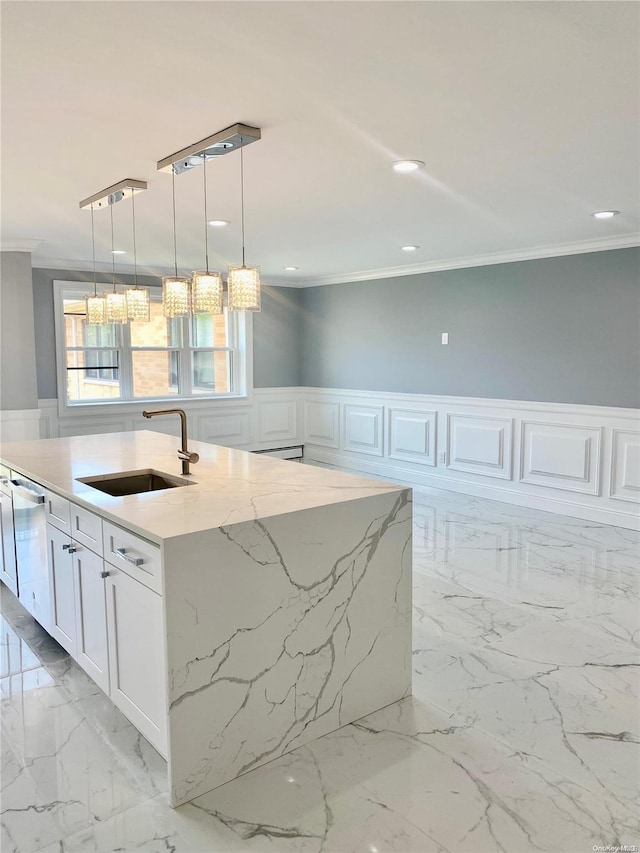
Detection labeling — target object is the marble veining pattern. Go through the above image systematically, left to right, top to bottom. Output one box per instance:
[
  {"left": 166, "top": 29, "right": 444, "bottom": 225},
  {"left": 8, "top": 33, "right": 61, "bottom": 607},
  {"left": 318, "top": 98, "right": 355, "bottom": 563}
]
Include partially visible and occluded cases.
[
  {"left": 2, "top": 478, "right": 639, "bottom": 852},
  {"left": 164, "top": 490, "right": 413, "bottom": 804}
]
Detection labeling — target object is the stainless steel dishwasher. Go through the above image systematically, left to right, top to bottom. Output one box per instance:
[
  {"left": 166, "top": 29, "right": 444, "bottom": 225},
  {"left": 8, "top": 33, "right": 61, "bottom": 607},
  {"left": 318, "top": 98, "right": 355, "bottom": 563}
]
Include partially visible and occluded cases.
[{"left": 11, "top": 475, "right": 50, "bottom": 631}]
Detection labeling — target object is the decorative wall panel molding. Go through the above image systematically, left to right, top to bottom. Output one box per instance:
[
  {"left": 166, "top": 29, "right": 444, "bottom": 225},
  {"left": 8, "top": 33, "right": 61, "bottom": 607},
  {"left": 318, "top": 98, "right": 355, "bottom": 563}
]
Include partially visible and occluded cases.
[
  {"left": 301, "top": 387, "right": 639, "bottom": 530},
  {"left": 25, "top": 389, "right": 640, "bottom": 530},
  {"left": 35, "top": 389, "right": 302, "bottom": 454},
  {"left": 257, "top": 399, "right": 297, "bottom": 444},
  {"left": 303, "top": 400, "right": 340, "bottom": 448},
  {"left": 343, "top": 404, "right": 384, "bottom": 457},
  {"left": 0, "top": 408, "right": 41, "bottom": 443},
  {"left": 388, "top": 408, "right": 436, "bottom": 466},
  {"left": 198, "top": 411, "right": 252, "bottom": 447},
  {"left": 446, "top": 414, "right": 513, "bottom": 480},
  {"left": 58, "top": 419, "right": 130, "bottom": 438},
  {"left": 520, "top": 421, "right": 601, "bottom": 496},
  {"left": 610, "top": 429, "right": 640, "bottom": 503}
]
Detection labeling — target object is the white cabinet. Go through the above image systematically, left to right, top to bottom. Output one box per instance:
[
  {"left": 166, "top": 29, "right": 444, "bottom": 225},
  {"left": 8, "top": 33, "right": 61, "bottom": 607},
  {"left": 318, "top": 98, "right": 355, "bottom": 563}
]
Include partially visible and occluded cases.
[
  {"left": 0, "top": 474, "right": 18, "bottom": 596},
  {"left": 9, "top": 478, "right": 167, "bottom": 758},
  {"left": 46, "top": 523, "right": 78, "bottom": 656},
  {"left": 74, "top": 545, "right": 109, "bottom": 694},
  {"left": 105, "top": 565, "right": 166, "bottom": 754}
]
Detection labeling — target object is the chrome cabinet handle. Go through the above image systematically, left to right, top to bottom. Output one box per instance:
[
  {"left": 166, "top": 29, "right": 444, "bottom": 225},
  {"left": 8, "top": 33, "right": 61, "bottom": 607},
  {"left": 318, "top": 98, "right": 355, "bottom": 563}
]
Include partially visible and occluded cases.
[
  {"left": 10, "top": 481, "right": 45, "bottom": 504},
  {"left": 62, "top": 543, "right": 78, "bottom": 553},
  {"left": 114, "top": 547, "right": 143, "bottom": 567},
  {"left": 100, "top": 570, "right": 110, "bottom": 579}
]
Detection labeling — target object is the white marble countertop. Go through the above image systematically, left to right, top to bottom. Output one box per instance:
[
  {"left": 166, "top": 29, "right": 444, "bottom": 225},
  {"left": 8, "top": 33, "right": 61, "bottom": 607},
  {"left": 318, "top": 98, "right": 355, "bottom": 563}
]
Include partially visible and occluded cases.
[{"left": 0, "top": 431, "right": 405, "bottom": 543}]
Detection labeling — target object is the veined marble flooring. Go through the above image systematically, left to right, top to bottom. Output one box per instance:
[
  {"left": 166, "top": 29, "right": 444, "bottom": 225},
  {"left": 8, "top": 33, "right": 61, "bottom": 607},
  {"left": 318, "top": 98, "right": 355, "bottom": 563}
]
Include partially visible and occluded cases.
[{"left": 1, "top": 482, "right": 638, "bottom": 853}]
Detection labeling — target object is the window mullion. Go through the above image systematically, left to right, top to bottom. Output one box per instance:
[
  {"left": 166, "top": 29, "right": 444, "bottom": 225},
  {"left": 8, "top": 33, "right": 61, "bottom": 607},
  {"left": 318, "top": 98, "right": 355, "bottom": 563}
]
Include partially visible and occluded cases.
[
  {"left": 180, "top": 316, "right": 191, "bottom": 395},
  {"left": 119, "top": 322, "right": 133, "bottom": 400}
]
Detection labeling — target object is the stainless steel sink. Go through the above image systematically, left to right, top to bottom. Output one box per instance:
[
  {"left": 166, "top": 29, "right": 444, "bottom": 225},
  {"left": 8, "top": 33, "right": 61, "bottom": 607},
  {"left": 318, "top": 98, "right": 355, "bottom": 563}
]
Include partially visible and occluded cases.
[{"left": 77, "top": 469, "right": 195, "bottom": 497}]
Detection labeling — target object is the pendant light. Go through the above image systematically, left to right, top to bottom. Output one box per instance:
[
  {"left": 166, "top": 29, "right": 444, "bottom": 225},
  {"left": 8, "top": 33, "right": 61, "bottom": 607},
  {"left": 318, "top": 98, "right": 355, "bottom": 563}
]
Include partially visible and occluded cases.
[
  {"left": 227, "top": 134, "right": 261, "bottom": 312},
  {"left": 192, "top": 150, "right": 223, "bottom": 315},
  {"left": 162, "top": 170, "right": 191, "bottom": 318},
  {"left": 125, "top": 187, "right": 150, "bottom": 321},
  {"left": 105, "top": 203, "right": 127, "bottom": 324},
  {"left": 85, "top": 205, "right": 108, "bottom": 325}
]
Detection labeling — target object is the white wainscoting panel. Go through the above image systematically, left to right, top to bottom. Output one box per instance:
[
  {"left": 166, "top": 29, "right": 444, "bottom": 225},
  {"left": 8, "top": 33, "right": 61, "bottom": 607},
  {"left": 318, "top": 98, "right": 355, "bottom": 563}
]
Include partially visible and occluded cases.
[
  {"left": 37, "top": 389, "right": 302, "bottom": 454},
  {"left": 257, "top": 399, "right": 297, "bottom": 444},
  {"left": 303, "top": 401, "right": 340, "bottom": 448},
  {"left": 343, "top": 404, "right": 384, "bottom": 457},
  {"left": 0, "top": 408, "right": 41, "bottom": 443},
  {"left": 388, "top": 408, "right": 436, "bottom": 466},
  {"left": 198, "top": 411, "right": 252, "bottom": 447},
  {"left": 446, "top": 414, "right": 512, "bottom": 480},
  {"left": 59, "top": 419, "right": 130, "bottom": 438},
  {"left": 520, "top": 421, "right": 601, "bottom": 496},
  {"left": 610, "top": 429, "right": 640, "bottom": 503}
]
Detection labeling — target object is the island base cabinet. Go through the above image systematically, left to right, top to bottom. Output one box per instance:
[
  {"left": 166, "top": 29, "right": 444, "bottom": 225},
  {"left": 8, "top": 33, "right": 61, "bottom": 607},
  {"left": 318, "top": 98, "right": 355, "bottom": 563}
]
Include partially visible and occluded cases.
[
  {"left": 0, "top": 479, "right": 18, "bottom": 596},
  {"left": 47, "top": 524, "right": 77, "bottom": 657},
  {"left": 74, "top": 547, "right": 109, "bottom": 694},
  {"left": 105, "top": 567, "right": 167, "bottom": 757}
]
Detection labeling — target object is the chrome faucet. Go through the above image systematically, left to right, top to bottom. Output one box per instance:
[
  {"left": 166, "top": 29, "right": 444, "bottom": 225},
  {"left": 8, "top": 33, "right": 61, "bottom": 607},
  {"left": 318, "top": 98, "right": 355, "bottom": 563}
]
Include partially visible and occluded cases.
[{"left": 142, "top": 408, "right": 200, "bottom": 475}]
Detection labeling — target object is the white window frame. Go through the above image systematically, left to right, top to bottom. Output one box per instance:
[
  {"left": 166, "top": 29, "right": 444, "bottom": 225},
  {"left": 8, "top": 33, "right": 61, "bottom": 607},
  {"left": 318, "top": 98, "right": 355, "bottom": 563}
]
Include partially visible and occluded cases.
[{"left": 53, "top": 280, "right": 253, "bottom": 417}]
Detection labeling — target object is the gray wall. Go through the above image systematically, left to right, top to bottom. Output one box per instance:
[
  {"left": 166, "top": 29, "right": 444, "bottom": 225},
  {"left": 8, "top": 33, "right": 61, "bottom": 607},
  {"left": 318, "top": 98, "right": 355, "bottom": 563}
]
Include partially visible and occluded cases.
[
  {"left": 300, "top": 248, "right": 640, "bottom": 408},
  {"left": 1, "top": 252, "right": 39, "bottom": 410},
  {"left": 31, "top": 268, "right": 302, "bottom": 398},
  {"left": 252, "top": 286, "right": 301, "bottom": 387}
]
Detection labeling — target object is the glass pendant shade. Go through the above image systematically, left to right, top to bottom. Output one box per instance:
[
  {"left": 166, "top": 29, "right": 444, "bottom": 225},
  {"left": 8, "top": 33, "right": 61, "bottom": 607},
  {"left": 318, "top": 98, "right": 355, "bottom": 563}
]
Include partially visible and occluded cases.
[
  {"left": 227, "top": 265, "right": 261, "bottom": 311},
  {"left": 192, "top": 272, "right": 223, "bottom": 314},
  {"left": 162, "top": 276, "right": 191, "bottom": 318},
  {"left": 125, "top": 286, "right": 151, "bottom": 321},
  {"left": 105, "top": 290, "right": 128, "bottom": 324},
  {"left": 85, "top": 294, "right": 108, "bottom": 325}
]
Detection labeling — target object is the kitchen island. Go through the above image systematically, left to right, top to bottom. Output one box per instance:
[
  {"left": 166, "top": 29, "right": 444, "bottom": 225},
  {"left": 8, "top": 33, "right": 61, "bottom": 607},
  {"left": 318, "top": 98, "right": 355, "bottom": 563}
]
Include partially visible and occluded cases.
[{"left": 0, "top": 430, "right": 412, "bottom": 806}]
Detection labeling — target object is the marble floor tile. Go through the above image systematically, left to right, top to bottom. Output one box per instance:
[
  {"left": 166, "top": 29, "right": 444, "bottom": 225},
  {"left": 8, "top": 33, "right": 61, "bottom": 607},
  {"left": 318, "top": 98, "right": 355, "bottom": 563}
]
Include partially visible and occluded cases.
[{"left": 1, "top": 477, "right": 639, "bottom": 853}]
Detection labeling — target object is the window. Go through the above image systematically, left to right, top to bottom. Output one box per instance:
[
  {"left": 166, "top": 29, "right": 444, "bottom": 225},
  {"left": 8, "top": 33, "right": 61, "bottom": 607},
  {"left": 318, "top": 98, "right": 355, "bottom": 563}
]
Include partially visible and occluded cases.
[{"left": 54, "top": 282, "right": 250, "bottom": 408}]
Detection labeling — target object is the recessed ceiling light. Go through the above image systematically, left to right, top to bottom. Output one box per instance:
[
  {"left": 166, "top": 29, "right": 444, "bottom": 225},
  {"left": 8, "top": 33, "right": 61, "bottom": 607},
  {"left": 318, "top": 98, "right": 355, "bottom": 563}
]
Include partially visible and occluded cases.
[
  {"left": 392, "top": 160, "right": 425, "bottom": 173},
  {"left": 592, "top": 210, "right": 620, "bottom": 219},
  {"left": 208, "top": 219, "right": 230, "bottom": 227},
  {"left": 401, "top": 245, "right": 419, "bottom": 252},
  {"left": 111, "top": 250, "right": 126, "bottom": 254},
  {"left": 284, "top": 266, "right": 298, "bottom": 271}
]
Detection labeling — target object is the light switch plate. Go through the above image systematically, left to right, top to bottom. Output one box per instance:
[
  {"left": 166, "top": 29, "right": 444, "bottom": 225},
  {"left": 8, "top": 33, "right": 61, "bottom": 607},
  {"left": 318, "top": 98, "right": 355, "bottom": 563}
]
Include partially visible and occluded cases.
[{"left": 441, "top": 332, "right": 449, "bottom": 345}]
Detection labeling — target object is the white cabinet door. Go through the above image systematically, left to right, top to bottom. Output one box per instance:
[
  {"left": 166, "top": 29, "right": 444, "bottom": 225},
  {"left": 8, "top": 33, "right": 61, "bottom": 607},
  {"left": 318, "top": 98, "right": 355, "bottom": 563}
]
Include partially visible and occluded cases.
[
  {"left": 0, "top": 485, "right": 18, "bottom": 596},
  {"left": 46, "top": 523, "right": 77, "bottom": 656},
  {"left": 74, "top": 547, "right": 109, "bottom": 694},
  {"left": 105, "top": 567, "right": 166, "bottom": 756}
]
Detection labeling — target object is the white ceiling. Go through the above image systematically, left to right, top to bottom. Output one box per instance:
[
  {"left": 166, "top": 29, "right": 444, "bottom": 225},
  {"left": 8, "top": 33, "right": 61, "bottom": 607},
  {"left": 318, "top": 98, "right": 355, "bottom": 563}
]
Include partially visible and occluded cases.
[{"left": 2, "top": 1, "right": 638, "bottom": 286}]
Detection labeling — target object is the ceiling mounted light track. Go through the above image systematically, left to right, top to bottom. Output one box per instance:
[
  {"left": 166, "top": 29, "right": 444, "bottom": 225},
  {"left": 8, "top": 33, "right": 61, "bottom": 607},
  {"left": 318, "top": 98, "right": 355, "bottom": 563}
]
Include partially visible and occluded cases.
[
  {"left": 158, "top": 122, "right": 262, "bottom": 314},
  {"left": 156, "top": 123, "right": 261, "bottom": 175},
  {"left": 79, "top": 179, "right": 147, "bottom": 211},
  {"left": 80, "top": 179, "right": 150, "bottom": 325}
]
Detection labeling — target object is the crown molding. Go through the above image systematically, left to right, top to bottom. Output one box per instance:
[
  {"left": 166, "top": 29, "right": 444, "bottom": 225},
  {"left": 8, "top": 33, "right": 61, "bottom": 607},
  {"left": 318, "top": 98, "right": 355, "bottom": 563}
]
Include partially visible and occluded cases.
[
  {"left": 31, "top": 233, "right": 639, "bottom": 288},
  {"left": 291, "top": 233, "right": 640, "bottom": 288},
  {"left": 1, "top": 238, "right": 43, "bottom": 253},
  {"left": 31, "top": 257, "right": 299, "bottom": 288}
]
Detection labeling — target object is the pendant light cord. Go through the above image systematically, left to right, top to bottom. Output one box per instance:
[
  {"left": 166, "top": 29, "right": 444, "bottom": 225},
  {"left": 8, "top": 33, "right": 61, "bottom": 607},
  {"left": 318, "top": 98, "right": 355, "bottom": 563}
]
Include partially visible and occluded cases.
[
  {"left": 240, "top": 134, "right": 245, "bottom": 267},
  {"left": 203, "top": 151, "right": 209, "bottom": 273},
  {"left": 172, "top": 169, "right": 178, "bottom": 278},
  {"left": 131, "top": 189, "right": 138, "bottom": 287},
  {"left": 110, "top": 202, "right": 116, "bottom": 291},
  {"left": 91, "top": 206, "right": 98, "bottom": 297}
]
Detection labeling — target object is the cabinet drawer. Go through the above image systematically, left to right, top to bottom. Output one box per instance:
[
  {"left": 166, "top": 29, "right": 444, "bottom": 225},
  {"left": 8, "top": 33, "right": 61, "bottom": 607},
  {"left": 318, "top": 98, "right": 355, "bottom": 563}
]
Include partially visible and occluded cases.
[
  {"left": 45, "top": 490, "right": 71, "bottom": 534},
  {"left": 71, "top": 504, "right": 103, "bottom": 556},
  {"left": 103, "top": 521, "right": 162, "bottom": 594}
]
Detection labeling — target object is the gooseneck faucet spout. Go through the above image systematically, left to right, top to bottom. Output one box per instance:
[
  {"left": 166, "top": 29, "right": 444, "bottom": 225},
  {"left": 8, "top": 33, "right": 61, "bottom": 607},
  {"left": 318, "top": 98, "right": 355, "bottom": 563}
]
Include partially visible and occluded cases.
[{"left": 142, "top": 408, "right": 200, "bottom": 475}]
